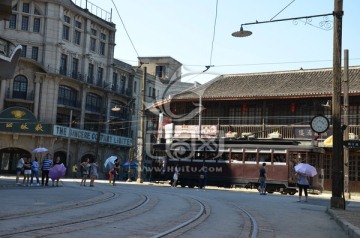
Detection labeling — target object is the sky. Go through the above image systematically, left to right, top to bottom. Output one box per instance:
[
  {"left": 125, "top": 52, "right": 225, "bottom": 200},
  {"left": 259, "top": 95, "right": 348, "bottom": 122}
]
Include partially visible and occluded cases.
[{"left": 92, "top": 0, "right": 360, "bottom": 84}]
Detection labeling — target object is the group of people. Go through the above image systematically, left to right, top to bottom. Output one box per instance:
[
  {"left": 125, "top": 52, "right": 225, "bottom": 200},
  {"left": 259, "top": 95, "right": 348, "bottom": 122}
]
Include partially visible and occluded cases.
[
  {"left": 16, "top": 154, "right": 65, "bottom": 187},
  {"left": 78, "top": 158, "right": 99, "bottom": 187},
  {"left": 258, "top": 162, "right": 310, "bottom": 202}
]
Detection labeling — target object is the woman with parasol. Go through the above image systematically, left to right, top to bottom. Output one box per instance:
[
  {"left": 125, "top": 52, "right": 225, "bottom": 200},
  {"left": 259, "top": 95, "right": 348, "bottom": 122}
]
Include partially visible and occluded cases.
[{"left": 296, "top": 172, "right": 310, "bottom": 202}]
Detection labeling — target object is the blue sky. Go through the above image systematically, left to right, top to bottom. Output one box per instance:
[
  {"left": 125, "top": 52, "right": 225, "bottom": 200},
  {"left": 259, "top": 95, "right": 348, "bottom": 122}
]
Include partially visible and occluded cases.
[{"left": 99, "top": 0, "right": 360, "bottom": 84}]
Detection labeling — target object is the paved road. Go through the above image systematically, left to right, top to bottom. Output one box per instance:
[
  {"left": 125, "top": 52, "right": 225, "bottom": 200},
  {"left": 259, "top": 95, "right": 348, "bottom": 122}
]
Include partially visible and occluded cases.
[{"left": 0, "top": 176, "right": 359, "bottom": 238}]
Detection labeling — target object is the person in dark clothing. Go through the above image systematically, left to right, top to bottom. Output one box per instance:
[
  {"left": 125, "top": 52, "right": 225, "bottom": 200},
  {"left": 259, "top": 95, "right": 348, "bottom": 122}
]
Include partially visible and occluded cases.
[{"left": 259, "top": 163, "right": 267, "bottom": 195}]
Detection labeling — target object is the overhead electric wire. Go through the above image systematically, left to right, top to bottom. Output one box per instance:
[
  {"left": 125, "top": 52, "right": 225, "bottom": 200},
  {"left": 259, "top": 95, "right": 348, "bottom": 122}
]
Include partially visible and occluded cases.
[
  {"left": 111, "top": 0, "right": 140, "bottom": 57},
  {"left": 208, "top": 0, "right": 219, "bottom": 69}
]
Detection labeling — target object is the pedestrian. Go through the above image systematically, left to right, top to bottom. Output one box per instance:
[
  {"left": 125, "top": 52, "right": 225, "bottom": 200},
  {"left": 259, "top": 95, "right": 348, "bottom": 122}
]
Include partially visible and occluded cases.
[
  {"left": 41, "top": 153, "right": 53, "bottom": 186},
  {"left": 15, "top": 156, "right": 25, "bottom": 185},
  {"left": 23, "top": 156, "right": 32, "bottom": 186},
  {"left": 52, "top": 156, "right": 62, "bottom": 187},
  {"left": 30, "top": 158, "right": 40, "bottom": 186},
  {"left": 80, "top": 158, "right": 90, "bottom": 186},
  {"left": 89, "top": 160, "right": 99, "bottom": 187},
  {"left": 112, "top": 160, "right": 120, "bottom": 186},
  {"left": 258, "top": 162, "right": 267, "bottom": 195},
  {"left": 172, "top": 163, "right": 180, "bottom": 188},
  {"left": 72, "top": 164, "right": 78, "bottom": 178},
  {"left": 296, "top": 172, "right": 310, "bottom": 202}
]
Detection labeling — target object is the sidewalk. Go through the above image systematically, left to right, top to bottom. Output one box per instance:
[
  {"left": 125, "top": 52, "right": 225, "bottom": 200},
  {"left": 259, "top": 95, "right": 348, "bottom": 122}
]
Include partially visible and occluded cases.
[{"left": 1, "top": 176, "right": 360, "bottom": 238}]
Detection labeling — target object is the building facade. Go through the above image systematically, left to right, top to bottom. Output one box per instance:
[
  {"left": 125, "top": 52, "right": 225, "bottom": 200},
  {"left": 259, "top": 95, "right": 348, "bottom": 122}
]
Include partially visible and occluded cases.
[
  {"left": 0, "top": 0, "right": 135, "bottom": 177},
  {"left": 156, "top": 67, "right": 360, "bottom": 192}
]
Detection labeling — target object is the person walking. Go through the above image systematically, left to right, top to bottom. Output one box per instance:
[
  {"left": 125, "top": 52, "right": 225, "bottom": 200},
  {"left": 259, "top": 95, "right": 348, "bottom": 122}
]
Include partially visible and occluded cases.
[
  {"left": 41, "top": 153, "right": 53, "bottom": 186},
  {"left": 15, "top": 156, "right": 25, "bottom": 185},
  {"left": 23, "top": 156, "right": 32, "bottom": 186},
  {"left": 30, "top": 158, "right": 40, "bottom": 186},
  {"left": 80, "top": 158, "right": 90, "bottom": 186},
  {"left": 112, "top": 160, "right": 120, "bottom": 186},
  {"left": 89, "top": 161, "right": 99, "bottom": 187},
  {"left": 259, "top": 162, "right": 267, "bottom": 195},
  {"left": 72, "top": 164, "right": 78, "bottom": 178},
  {"left": 172, "top": 164, "right": 180, "bottom": 188},
  {"left": 198, "top": 166, "right": 208, "bottom": 190},
  {"left": 296, "top": 172, "right": 310, "bottom": 202}
]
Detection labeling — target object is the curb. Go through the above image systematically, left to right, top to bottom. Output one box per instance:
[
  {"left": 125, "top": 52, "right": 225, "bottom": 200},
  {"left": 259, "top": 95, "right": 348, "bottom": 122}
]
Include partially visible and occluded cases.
[{"left": 327, "top": 208, "right": 360, "bottom": 238}]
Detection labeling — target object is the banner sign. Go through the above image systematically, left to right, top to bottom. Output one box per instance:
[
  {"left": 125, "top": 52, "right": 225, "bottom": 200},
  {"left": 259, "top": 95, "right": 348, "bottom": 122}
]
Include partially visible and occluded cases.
[{"left": 53, "top": 125, "right": 132, "bottom": 147}]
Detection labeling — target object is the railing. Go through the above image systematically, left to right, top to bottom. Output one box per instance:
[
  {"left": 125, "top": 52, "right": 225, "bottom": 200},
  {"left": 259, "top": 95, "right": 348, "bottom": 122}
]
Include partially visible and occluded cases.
[{"left": 71, "top": 0, "right": 112, "bottom": 22}]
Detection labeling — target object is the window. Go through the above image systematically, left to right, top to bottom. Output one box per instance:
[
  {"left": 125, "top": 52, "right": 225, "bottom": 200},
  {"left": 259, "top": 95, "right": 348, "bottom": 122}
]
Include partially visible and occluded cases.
[
  {"left": 22, "top": 3, "right": 30, "bottom": 13},
  {"left": 12, "top": 4, "right": 18, "bottom": 11},
  {"left": 9, "top": 14, "right": 16, "bottom": 29},
  {"left": 64, "top": 15, "right": 70, "bottom": 24},
  {"left": 21, "top": 16, "right": 29, "bottom": 31},
  {"left": 33, "top": 18, "right": 40, "bottom": 32},
  {"left": 75, "top": 21, "right": 81, "bottom": 29},
  {"left": 62, "top": 25, "right": 70, "bottom": 40},
  {"left": 91, "top": 28, "right": 97, "bottom": 36},
  {"left": 74, "top": 30, "right": 81, "bottom": 45},
  {"left": 100, "top": 33, "right": 106, "bottom": 40},
  {"left": 90, "top": 38, "right": 96, "bottom": 51},
  {"left": 99, "top": 42, "right": 105, "bottom": 55},
  {"left": 20, "top": 45, "right": 27, "bottom": 57},
  {"left": 31, "top": 47, "right": 38, "bottom": 61},
  {"left": 60, "top": 54, "right": 68, "bottom": 76},
  {"left": 71, "top": 58, "right": 79, "bottom": 79},
  {"left": 88, "top": 63, "right": 94, "bottom": 83},
  {"left": 156, "top": 65, "right": 166, "bottom": 78},
  {"left": 97, "top": 67, "right": 103, "bottom": 83},
  {"left": 112, "top": 72, "right": 118, "bottom": 91},
  {"left": 13, "top": 75, "right": 28, "bottom": 100},
  {"left": 120, "top": 76, "right": 126, "bottom": 93},
  {"left": 134, "top": 81, "right": 137, "bottom": 93},
  {"left": 58, "top": 86, "right": 78, "bottom": 107},
  {"left": 148, "top": 87, "right": 152, "bottom": 97},
  {"left": 152, "top": 88, "right": 156, "bottom": 99},
  {"left": 86, "top": 93, "right": 102, "bottom": 113}
]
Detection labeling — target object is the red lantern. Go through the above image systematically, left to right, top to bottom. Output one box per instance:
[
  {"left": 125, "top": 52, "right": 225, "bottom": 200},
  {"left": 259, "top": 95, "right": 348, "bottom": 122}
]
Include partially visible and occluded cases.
[
  {"left": 242, "top": 103, "right": 247, "bottom": 113},
  {"left": 290, "top": 103, "right": 295, "bottom": 113}
]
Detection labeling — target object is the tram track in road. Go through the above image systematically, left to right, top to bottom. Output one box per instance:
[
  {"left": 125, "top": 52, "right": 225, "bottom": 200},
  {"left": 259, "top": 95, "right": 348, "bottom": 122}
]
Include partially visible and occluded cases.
[
  {"left": 0, "top": 191, "right": 118, "bottom": 220},
  {"left": 0, "top": 192, "right": 151, "bottom": 238}
]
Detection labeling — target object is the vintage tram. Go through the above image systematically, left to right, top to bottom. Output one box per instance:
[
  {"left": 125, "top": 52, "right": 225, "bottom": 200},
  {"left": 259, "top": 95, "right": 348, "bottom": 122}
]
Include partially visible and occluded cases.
[{"left": 150, "top": 138, "right": 325, "bottom": 195}]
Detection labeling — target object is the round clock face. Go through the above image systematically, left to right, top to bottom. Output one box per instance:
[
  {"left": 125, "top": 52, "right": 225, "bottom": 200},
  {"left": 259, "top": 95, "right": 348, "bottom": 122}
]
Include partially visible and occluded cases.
[{"left": 310, "top": 115, "right": 329, "bottom": 133}]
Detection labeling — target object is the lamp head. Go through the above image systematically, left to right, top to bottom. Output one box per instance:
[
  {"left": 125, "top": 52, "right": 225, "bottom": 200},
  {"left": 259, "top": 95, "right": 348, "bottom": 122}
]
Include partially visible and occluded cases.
[
  {"left": 232, "top": 26, "right": 252, "bottom": 37},
  {"left": 111, "top": 105, "right": 121, "bottom": 112}
]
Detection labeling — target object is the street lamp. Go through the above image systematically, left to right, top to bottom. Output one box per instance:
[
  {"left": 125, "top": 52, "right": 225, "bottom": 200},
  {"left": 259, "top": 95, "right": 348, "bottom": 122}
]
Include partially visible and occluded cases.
[
  {"left": 233, "top": 0, "right": 344, "bottom": 209},
  {"left": 111, "top": 103, "right": 134, "bottom": 182}
]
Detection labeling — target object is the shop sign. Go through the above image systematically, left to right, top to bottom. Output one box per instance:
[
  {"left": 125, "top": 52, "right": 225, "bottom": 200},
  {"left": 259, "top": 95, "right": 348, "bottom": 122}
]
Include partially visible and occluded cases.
[{"left": 0, "top": 107, "right": 51, "bottom": 134}]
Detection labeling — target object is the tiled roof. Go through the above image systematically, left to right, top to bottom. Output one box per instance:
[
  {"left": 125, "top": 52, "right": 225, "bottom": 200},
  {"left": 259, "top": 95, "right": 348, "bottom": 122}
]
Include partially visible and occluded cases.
[{"left": 173, "top": 67, "right": 360, "bottom": 100}]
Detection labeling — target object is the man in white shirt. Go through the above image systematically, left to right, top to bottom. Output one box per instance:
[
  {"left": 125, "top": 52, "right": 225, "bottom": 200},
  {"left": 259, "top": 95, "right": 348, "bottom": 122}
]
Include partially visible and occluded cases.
[{"left": 15, "top": 156, "right": 25, "bottom": 184}]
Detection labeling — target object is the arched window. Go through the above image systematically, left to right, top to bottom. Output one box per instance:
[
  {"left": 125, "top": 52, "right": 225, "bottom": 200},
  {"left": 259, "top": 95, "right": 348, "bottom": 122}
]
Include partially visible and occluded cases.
[
  {"left": 13, "top": 75, "right": 28, "bottom": 100},
  {"left": 58, "top": 85, "right": 78, "bottom": 107},
  {"left": 85, "top": 93, "right": 102, "bottom": 113}
]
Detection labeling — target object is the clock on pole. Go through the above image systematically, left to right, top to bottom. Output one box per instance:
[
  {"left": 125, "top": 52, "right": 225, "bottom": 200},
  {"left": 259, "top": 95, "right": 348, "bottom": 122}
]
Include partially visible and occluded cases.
[{"left": 310, "top": 115, "right": 330, "bottom": 134}]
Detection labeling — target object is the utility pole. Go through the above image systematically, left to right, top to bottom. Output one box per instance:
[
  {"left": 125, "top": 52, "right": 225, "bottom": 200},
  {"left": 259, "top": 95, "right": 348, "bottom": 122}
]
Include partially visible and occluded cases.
[
  {"left": 331, "top": 0, "right": 345, "bottom": 209},
  {"left": 343, "top": 49, "right": 349, "bottom": 199},
  {"left": 137, "top": 67, "right": 146, "bottom": 183}
]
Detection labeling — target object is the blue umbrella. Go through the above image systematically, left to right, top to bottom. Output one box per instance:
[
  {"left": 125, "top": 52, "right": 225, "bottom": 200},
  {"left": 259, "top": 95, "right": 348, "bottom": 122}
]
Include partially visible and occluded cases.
[{"left": 121, "top": 161, "right": 138, "bottom": 167}]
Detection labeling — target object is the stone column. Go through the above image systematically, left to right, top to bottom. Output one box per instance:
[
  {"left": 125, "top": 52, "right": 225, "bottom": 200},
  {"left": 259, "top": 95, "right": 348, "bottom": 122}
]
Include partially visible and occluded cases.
[
  {"left": 33, "top": 74, "right": 42, "bottom": 119},
  {"left": 0, "top": 79, "right": 7, "bottom": 111},
  {"left": 79, "top": 85, "right": 87, "bottom": 129}
]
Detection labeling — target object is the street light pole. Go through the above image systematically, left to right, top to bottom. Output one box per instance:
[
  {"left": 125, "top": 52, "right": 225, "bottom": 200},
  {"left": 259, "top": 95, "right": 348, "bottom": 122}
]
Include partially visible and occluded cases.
[
  {"left": 232, "top": 0, "right": 345, "bottom": 209},
  {"left": 331, "top": 0, "right": 345, "bottom": 209},
  {"left": 137, "top": 67, "right": 146, "bottom": 183}
]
